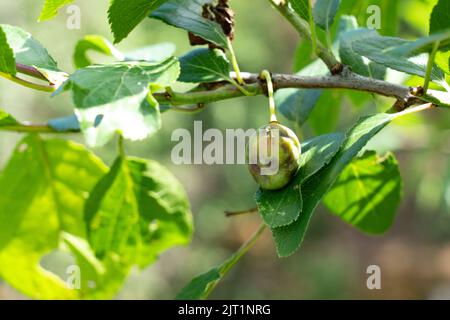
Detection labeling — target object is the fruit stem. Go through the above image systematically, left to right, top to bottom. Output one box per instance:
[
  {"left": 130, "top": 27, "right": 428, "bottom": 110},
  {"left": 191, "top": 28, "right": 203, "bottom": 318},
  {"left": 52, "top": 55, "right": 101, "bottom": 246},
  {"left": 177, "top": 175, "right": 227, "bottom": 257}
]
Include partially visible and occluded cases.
[
  {"left": 227, "top": 37, "right": 244, "bottom": 85},
  {"left": 260, "top": 70, "right": 277, "bottom": 123}
]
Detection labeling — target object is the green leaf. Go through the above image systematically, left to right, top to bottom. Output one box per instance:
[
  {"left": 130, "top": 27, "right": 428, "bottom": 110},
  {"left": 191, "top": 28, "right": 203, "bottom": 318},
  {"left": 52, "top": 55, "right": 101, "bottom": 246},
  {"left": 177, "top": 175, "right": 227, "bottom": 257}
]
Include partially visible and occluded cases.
[
  {"left": 38, "top": 0, "right": 74, "bottom": 21},
  {"left": 108, "top": 0, "right": 168, "bottom": 43},
  {"left": 150, "top": 0, "right": 229, "bottom": 48},
  {"left": 290, "top": 0, "right": 310, "bottom": 21},
  {"left": 313, "top": 0, "right": 341, "bottom": 30},
  {"left": 378, "top": 0, "right": 400, "bottom": 36},
  {"left": 430, "top": 0, "right": 450, "bottom": 35},
  {"left": 0, "top": 24, "right": 67, "bottom": 85},
  {"left": 0, "top": 26, "right": 16, "bottom": 75},
  {"left": 339, "top": 28, "right": 386, "bottom": 79},
  {"left": 352, "top": 31, "right": 446, "bottom": 83},
  {"left": 391, "top": 31, "right": 450, "bottom": 55},
  {"left": 74, "top": 35, "right": 124, "bottom": 69},
  {"left": 74, "top": 36, "right": 175, "bottom": 68},
  {"left": 293, "top": 40, "right": 312, "bottom": 72},
  {"left": 125, "top": 42, "right": 176, "bottom": 62},
  {"left": 179, "top": 48, "right": 231, "bottom": 83},
  {"left": 436, "top": 51, "right": 450, "bottom": 74},
  {"left": 60, "top": 57, "right": 180, "bottom": 146},
  {"left": 276, "top": 60, "right": 328, "bottom": 128},
  {"left": 277, "top": 88, "right": 322, "bottom": 127},
  {"left": 308, "top": 90, "right": 342, "bottom": 135},
  {"left": 0, "top": 108, "right": 18, "bottom": 127},
  {"left": 272, "top": 113, "right": 397, "bottom": 257},
  {"left": 256, "top": 133, "right": 345, "bottom": 230},
  {"left": 0, "top": 136, "right": 124, "bottom": 299},
  {"left": 324, "top": 151, "right": 402, "bottom": 234},
  {"left": 85, "top": 157, "right": 193, "bottom": 268},
  {"left": 256, "top": 186, "right": 303, "bottom": 229},
  {"left": 176, "top": 224, "right": 265, "bottom": 300},
  {"left": 61, "top": 232, "right": 130, "bottom": 299},
  {"left": 176, "top": 268, "right": 221, "bottom": 300}
]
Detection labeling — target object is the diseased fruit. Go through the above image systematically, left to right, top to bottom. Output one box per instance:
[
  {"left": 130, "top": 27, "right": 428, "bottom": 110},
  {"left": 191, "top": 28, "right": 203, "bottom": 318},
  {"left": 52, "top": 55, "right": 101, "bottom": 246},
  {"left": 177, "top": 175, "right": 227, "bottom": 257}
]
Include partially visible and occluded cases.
[{"left": 247, "top": 122, "right": 301, "bottom": 190}]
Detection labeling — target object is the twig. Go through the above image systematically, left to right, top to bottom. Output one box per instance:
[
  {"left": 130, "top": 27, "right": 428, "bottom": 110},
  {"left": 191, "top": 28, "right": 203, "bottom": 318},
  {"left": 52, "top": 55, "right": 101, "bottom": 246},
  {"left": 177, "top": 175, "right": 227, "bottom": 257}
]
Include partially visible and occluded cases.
[
  {"left": 268, "top": 0, "right": 341, "bottom": 73},
  {"left": 154, "top": 69, "right": 416, "bottom": 106},
  {"left": 0, "top": 71, "right": 56, "bottom": 92},
  {"left": 225, "top": 208, "right": 258, "bottom": 217},
  {"left": 202, "top": 223, "right": 267, "bottom": 299}
]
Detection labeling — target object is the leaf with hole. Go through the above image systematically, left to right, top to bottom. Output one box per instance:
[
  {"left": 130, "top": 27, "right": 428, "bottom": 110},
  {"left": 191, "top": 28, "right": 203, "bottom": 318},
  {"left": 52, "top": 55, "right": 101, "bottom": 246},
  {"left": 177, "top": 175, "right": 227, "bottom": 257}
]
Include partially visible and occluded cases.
[
  {"left": 58, "top": 57, "right": 180, "bottom": 147},
  {"left": 0, "top": 136, "right": 125, "bottom": 299}
]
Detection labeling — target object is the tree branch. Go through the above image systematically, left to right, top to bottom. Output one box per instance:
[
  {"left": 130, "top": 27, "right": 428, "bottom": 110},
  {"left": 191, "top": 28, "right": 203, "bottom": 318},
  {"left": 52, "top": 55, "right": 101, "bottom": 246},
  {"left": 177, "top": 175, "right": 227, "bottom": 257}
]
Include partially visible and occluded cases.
[
  {"left": 268, "top": 0, "right": 342, "bottom": 73},
  {"left": 1, "top": 68, "right": 446, "bottom": 135},
  {"left": 155, "top": 69, "right": 417, "bottom": 106}
]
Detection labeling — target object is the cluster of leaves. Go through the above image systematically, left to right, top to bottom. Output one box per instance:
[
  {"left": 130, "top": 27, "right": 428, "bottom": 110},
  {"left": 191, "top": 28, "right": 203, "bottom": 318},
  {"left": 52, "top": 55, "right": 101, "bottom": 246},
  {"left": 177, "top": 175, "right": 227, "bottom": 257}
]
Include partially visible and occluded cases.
[
  {"left": 0, "top": 0, "right": 449, "bottom": 300},
  {"left": 0, "top": 0, "right": 248, "bottom": 300},
  {"left": 175, "top": 0, "right": 450, "bottom": 299},
  {"left": 257, "top": 0, "right": 450, "bottom": 258}
]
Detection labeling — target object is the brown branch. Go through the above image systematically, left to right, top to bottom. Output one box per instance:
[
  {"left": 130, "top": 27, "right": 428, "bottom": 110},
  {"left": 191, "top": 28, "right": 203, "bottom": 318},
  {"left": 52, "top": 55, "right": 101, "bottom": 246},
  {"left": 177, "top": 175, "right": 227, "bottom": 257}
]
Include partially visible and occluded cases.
[{"left": 154, "top": 68, "right": 419, "bottom": 106}]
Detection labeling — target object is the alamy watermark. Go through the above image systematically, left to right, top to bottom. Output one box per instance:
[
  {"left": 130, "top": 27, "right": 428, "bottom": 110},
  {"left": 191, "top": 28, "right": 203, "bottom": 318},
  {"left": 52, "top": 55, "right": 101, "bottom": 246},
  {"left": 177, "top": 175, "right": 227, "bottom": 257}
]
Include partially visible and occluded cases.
[
  {"left": 66, "top": 5, "right": 81, "bottom": 30},
  {"left": 171, "top": 121, "right": 280, "bottom": 175},
  {"left": 66, "top": 264, "right": 96, "bottom": 290},
  {"left": 366, "top": 265, "right": 381, "bottom": 290}
]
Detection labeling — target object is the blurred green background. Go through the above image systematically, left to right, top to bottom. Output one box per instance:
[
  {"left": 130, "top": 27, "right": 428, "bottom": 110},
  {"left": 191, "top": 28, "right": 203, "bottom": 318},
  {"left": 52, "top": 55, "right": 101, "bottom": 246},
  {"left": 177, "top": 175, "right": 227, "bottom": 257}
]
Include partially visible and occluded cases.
[{"left": 1, "top": 0, "right": 450, "bottom": 299}]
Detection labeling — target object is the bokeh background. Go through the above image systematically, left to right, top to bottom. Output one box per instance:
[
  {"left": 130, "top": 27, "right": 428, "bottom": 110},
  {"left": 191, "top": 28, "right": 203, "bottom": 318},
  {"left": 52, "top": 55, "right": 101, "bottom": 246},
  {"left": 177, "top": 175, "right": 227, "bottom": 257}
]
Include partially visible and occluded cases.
[{"left": 1, "top": 0, "right": 450, "bottom": 299}]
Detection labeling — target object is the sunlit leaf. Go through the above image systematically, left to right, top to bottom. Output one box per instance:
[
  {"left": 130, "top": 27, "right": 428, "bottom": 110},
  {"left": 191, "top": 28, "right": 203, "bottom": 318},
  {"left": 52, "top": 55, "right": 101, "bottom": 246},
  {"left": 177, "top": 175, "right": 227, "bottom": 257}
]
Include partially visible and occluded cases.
[
  {"left": 38, "top": 0, "right": 74, "bottom": 21},
  {"left": 108, "top": 0, "right": 168, "bottom": 43},
  {"left": 0, "top": 26, "right": 16, "bottom": 75},
  {"left": 59, "top": 57, "right": 180, "bottom": 146},
  {"left": 0, "top": 136, "right": 119, "bottom": 299},
  {"left": 324, "top": 151, "right": 402, "bottom": 234},
  {"left": 85, "top": 157, "right": 193, "bottom": 268}
]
